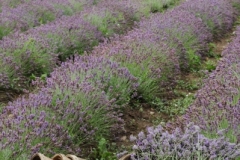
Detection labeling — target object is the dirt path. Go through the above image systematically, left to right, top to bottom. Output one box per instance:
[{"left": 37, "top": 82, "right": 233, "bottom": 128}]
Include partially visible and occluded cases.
[{"left": 0, "top": 89, "right": 20, "bottom": 104}]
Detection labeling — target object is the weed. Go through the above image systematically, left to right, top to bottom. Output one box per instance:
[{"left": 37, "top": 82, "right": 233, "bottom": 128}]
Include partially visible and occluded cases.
[
  {"left": 86, "top": 11, "right": 124, "bottom": 36},
  {"left": 207, "top": 42, "right": 216, "bottom": 57},
  {"left": 187, "top": 49, "right": 201, "bottom": 71},
  {"left": 203, "top": 59, "right": 217, "bottom": 72},
  {"left": 176, "top": 79, "right": 199, "bottom": 91},
  {"left": 163, "top": 93, "right": 195, "bottom": 116},
  {"left": 203, "top": 118, "right": 239, "bottom": 143},
  {"left": 90, "top": 138, "right": 117, "bottom": 160},
  {"left": 0, "top": 149, "right": 28, "bottom": 160}
]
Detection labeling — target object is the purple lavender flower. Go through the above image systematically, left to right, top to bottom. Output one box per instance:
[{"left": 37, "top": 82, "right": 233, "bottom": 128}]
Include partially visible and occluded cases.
[{"left": 131, "top": 123, "right": 240, "bottom": 159}]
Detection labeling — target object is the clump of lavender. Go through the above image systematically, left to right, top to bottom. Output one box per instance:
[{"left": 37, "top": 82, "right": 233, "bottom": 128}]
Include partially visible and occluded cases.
[
  {"left": 0, "top": 0, "right": 84, "bottom": 39},
  {"left": 0, "top": 0, "right": 34, "bottom": 9},
  {"left": 0, "top": 0, "right": 179, "bottom": 91},
  {"left": 92, "top": 0, "right": 237, "bottom": 102},
  {"left": 178, "top": 0, "right": 237, "bottom": 38},
  {"left": 139, "top": 9, "right": 212, "bottom": 71},
  {"left": 0, "top": 10, "right": 101, "bottom": 90},
  {"left": 92, "top": 28, "right": 180, "bottom": 102},
  {"left": 0, "top": 34, "right": 58, "bottom": 90},
  {"left": 0, "top": 55, "right": 138, "bottom": 158},
  {"left": 48, "top": 55, "right": 138, "bottom": 107},
  {"left": 130, "top": 123, "right": 240, "bottom": 160}
]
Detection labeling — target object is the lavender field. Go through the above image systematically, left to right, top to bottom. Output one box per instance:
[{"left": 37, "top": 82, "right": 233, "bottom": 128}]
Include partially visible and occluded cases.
[{"left": 0, "top": 0, "right": 240, "bottom": 159}]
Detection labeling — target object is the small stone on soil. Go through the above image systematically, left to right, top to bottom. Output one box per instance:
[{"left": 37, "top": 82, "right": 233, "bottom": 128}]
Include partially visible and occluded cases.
[{"left": 120, "top": 136, "right": 127, "bottom": 141}]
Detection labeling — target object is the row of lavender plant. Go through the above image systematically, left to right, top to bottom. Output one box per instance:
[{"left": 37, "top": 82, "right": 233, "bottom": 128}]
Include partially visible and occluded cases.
[
  {"left": 0, "top": 0, "right": 178, "bottom": 91},
  {"left": 0, "top": 0, "right": 89, "bottom": 39},
  {"left": 0, "top": 0, "right": 239, "bottom": 159},
  {"left": 0, "top": 0, "right": 31, "bottom": 10},
  {"left": 92, "top": 0, "right": 236, "bottom": 103},
  {"left": 129, "top": 2, "right": 240, "bottom": 160},
  {"left": 166, "top": 26, "right": 240, "bottom": 144},
  {"left": 0, "top": 55, "right": 139, "bottom": 158}
]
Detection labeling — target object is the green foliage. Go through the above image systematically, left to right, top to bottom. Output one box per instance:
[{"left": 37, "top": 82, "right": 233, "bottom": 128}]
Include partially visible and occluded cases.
[
  {"left": 7, "top": 0, "right": 30, "bottom": 8},
  {"left": 53, "top": 0, "right": 83, "bottom": 16},
  {"left": 93, "top": 0, "right": 99, "bottom": 5},
  {"left": 138, "top": 0, "right": 177, "bottom": 16},
  {"left": 150, "top": 0, "right": 164, "bottom": 13},
  {"left": 233, "top": 2, "right": 240, "bottom": 13},
  {"left": 35, "top": 11, "right": 56, "bottom": 26},
  {"left": 86, "top": 11, "right": 124, "bottom": 36},
  {"left": 196, "top": 13, "right": 216, "bottom": 34},
  {"left": 0, "top": 24, "right": 12, "bottom": 40},
  {"left": 164, "top": 27, "right": 202, "bottom": 71},
  {"left": 46, "top": 29, "right": 98, "bottom": 61},
  {"left": 0, "top": 37, "right": 54, "bottom": 90},
  {"left": 18, "top": 38, "right": 53, "bottom": 75},
  {"left": 111, "top": 42, "right": 172, "bottom": 103},
  {"left": 207, "top": 42, "right": 217, "bottom": 57},
  {"left": 186, "top": 49, "right": 201, "bottom": 71},
  {"left": 125, "top": 60, "right": 159, "bottom": 102},
  {"left": 203, "top": 60, "right": 217, "bottom": 72},
  {"left": 30, "top": 73, "right": 48, "bottom": 82},
  {"left": 176, "top": 79, "right": 200, "bottom": 91},
  {"left": 51, "top": 87, "right": 116, "bottom": 146},
  {"left": 170, "top": 92, "right": 194, "bottom": 115},
  {"left": 159, "top": 93, "right": 195, "bottom": 116},
  {"left": 0, "top": 102, "right": 4, "bottom": 113},
  {"left": 203, "top": 118, "right": 239, "bottom": 144},
  {"left": 90, "top": 138, "right": 117, "bottom": 160},
  {"left": 0, "top": 149, "right": 28, "bottom": 160}
]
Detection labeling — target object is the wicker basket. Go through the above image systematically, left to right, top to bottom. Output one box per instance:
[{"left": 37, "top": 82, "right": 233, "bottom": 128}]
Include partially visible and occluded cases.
[
  {"left": 31, "top": 153, "right": 52, "bottom": 160},
  {"left": 119, "top": 153, "right": 131, "bottom": 160},
  {"left": 66, "top": 154, "right": 85, "bottom": 160}
]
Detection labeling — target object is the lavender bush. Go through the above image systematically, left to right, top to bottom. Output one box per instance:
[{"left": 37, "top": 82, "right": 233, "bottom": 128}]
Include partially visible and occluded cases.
[
  {"left": 0, "top": 0, "right": 84, "bottom": 39},
  {"left": 0, "top": 0, "right": 180, "bottom": 91},
  {"left": 0, "top": 0, "right": 30, "bottom": 10},
  {"left": 0, "top": 0, "right": 239, "bottom": 158},
  {"left": 92, "top": 0, "right": 237, "bottom": 102},
  {"left": 178, "top": 0, "right": 237, "bottom": 38},
  {"left": 139, "top": 9, "right": 212, "bottom": 71},
  {"left": 0, "top": 12, "right": 102, "bottom": 89},
  {"left": 167, "top": 26, "right": 240, "bottom": 145},
  {"left": 93, "top": 29, "right": 180, "bottom": 103},
  {"left": 0, "top": 33, "right": 58, "bottom": 89},
  {"left": 0, "top": 55, "right": 138, "bottom": 158},
  {"left": 130, "top": 123, "right": 240, "bottom": 159}
]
